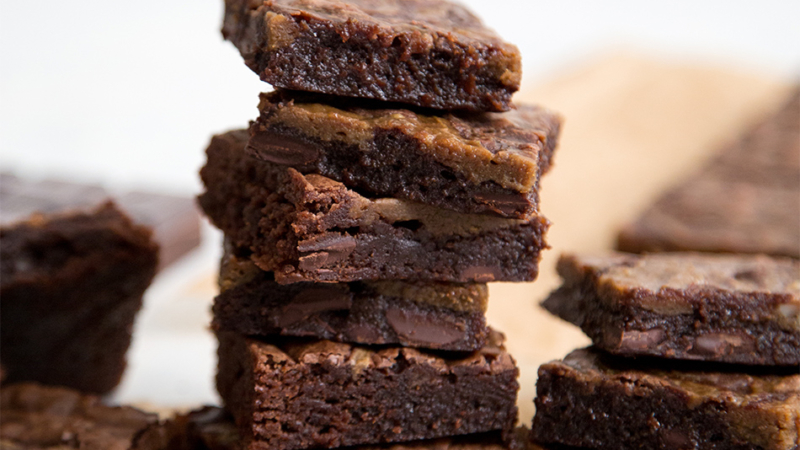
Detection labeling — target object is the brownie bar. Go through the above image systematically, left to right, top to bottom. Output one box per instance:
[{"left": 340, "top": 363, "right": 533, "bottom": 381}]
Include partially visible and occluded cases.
[
  {"left": 222, "top": 0, "right": 521, "bottom": 112},
  {"left": 617, "top": 87, "right": 800, "bottom": 258},
  {"left": 247, "top": 91, "right": 561, "bottom": 218},
  {"left": 199, "top": 130, "right": 549, "bottom": 284},
  {"left": 0, "top": 172, "right": 202, "bottom": 269},
  {"left": 0, "top": 202, "right": 158, "bottom": 393},
  {"left": 214, "top": 242, "right": 489, "bottom": 351},
  {"left": 542, "top": 252, "right": 800, "bottom": 366},
  {"left": 216, "top": 331, "right": 519, "bottom": 450},
  {"left": 532, "top": 348, "right": 800, "bottom": 450},
  {"left": 0, "top": 382, "right": 171, "bottom": 449},
  {"left": 176, "top": 407, "right": 539, "bottom": 450}
]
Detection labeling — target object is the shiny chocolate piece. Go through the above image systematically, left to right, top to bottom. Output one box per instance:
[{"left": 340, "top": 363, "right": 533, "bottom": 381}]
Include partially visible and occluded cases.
[
  {"left": 222, "top": 0, "right": 521, "bottom": 112},
  {"left": 542, "top": 252, "right": 800, "bottom": 366},
  {"left": 531, "top": 347, "right": 800, "bottom": 450}
]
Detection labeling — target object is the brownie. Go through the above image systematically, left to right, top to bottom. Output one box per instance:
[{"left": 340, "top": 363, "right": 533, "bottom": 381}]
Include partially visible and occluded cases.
[
  {"left": 222, "top": 0, "right": 521, "bottom": 112},
  {"left": 617, "top": 87, "right": 800, "bottom": 259},
  {"left": 247, "top": 91, "right": 561, "bottom": 218},
  {"left": 199, "top": 130, "right": 549, "bottom": 284},
  {"left": 0, "top": 173, "right": 202, "bottom": 269},
  {"left": 0, "top": 202, "right": 158, "bottom": 393},
  {"left": 213, "top": 242, "right": 490, "bottom": 351},
  {"left": 542, "top": 252, "right": 800, "bottom": 366},
  {"left": 216, "top": 330, "right": 519, "bottom": 450},
  {"left": 531, "top": 347, "right": 800, "bottom": 450},
  {"left": 0, "top": 382, "right": 171, "bottom": 450},
  {"left": 176, "top": 407, "right": 540, "bottom": 450}
]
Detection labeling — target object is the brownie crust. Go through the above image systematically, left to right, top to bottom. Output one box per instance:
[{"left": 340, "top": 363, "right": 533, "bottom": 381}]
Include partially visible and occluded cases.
[
  {"left": 222, "top": 0, "right": 521, "bottom": 112},
  {"left": 617, "top": 87, "right": 800, "bottom": 258},
  {"left": 247, "top": 91, "right": 561, "bottom": 218},
  {"left": 199, "top": 130, "right": 549, "bottom": 284},
  {"left": 0, "top": 202, "right": 158, "bottom": 394},
  {"left": 214, "top": 245, "right": 490, "bottom": 351},
  {"left": 542, "top": 252, "right": 800, "bottom": 366},
  {"left": 216, "top": 331, "right": 519, "bottom": 450},
  {"left": 531, "top": 348, "right": 800, "bottom": 450}
]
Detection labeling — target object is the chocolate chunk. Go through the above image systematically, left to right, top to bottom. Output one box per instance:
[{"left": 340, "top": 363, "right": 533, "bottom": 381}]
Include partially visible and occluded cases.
[
  {"left": 246, "top": 131, "right": 320, "bottom": 166},
  {"left": 277, "top": 287, "right": 353, "bottom": 327},
  {"left": 385, "top": 308, "right": 466, "bottom": 346}
]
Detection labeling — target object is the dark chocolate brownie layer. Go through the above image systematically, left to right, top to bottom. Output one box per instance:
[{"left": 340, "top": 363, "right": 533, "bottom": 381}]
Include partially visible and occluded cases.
[
  {"left": 222, "top": 0, "right": 521, "bottom": 112},
  {"left": 618, "top": 87, "right": 800, "bottom": 258},
  {"left": 248, "top": 91, "right": 561, "bottom": 218},
  {"left": 199, "top": 130, "right": 549, "bottom": 284},
  {"left": 0, "top": 202, "right": 158, "bottom": 393},
  {"left": 214, "top": 243, "right": 489, "bottom": 351},
  {"left": 542, "top": 252, "right": 800, "bottom": 366},
  {"left": 216, "top": 331, "right": 519, "bottom": 450},
  {"left": 532, "top": 348, "right": 800, "bottom": 450},
  {"left": 0, "top": 382, "right": 171, "bottom": 450},
  {"left": 176, "top": 407, "right": 540, "bottom": 450}
]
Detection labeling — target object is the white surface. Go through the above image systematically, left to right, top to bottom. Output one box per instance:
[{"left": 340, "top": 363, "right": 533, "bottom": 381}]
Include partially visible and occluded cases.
[{"left": 1, "top": 1, "right": 799, "bottom": 409}]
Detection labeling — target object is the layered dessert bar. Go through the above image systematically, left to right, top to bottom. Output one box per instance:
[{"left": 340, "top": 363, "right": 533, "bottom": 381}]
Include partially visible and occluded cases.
[
  {"left": 222, "top": 0, "right": 521, "bottom": 111},
  {"left": 617, "top": 88, "right": 800, "bottom": 259},
  {"left": 247, "top": 91, "right": 561, "bottom": 218},
  {"left": 199, "top": 131, "right": 549, "bottom": 284},
  {"left": 0, "top": 202, "right": 158, "bottom": 393},
  {"left": 214, "top": 242, "right": 490, "bottom": 351},
  {"left": 542, "top": 252, "right": 800, "bottom": 365},
  {"left": 216, "top": 331, "right": 519, "bottom": 450},
  {"left": 531, "top": 348, "right": 800, "bottom": 450},
  {"left": 0, "top": 382, "right": 171, "bottom": 449}
]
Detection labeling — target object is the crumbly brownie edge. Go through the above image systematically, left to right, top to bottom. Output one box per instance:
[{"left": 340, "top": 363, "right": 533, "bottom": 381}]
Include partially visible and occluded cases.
[
  {"left": 222, "top": 0, "right": 520, "bottom": 112},
  {"left": 216, "top": 332, "right": 519, "bottom": 450}
]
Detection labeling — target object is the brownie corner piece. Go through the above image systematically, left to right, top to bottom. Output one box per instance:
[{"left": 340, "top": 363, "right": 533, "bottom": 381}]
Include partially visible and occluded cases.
[
  {"left": 222, "top": 0, "right": 521, "bottom": 111},
  {"left": 0, "top": 201, "right": 159, "bottom": 393},
  {"left": 541, "top": 252, "right": 800, "bottom": 366},
  {"left": 216, "top": 331, "right": 519, "bottom": 449},
  {"left": 531, "top": 347, "right": 800, "bottom": 450}
]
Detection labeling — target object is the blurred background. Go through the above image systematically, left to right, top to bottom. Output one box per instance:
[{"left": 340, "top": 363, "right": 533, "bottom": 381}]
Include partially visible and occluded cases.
[{"left": 1, "top": 0, "right": 799, "bottom": 418}]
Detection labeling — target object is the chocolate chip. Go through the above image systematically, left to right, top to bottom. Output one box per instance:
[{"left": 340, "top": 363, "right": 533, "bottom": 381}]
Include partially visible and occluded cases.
[
  {"left": 246, "top": 131, "right": 320, "bottom": 166},
  {"left": 473, "top": 192, "right": 529, "bottom": 217},
  {"left": 297, "top": 234, "right": 357, "bottom": 270},
  {"left": 277, "top": 287, "right": 353, "bottom": 327},
  {"left": 385, "top": 308, "right": 466, "bottom": 346},
  {"left": 617, "top": 329, "right": 666, "bottom": 352},
  {"left": 690, "top": 333, "right": 753, "bottom": 357}
]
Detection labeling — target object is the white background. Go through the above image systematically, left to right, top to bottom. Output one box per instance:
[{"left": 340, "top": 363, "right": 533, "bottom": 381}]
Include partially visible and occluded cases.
[{"left": 1, "top": 1, "right": 799, "bottom": 408}]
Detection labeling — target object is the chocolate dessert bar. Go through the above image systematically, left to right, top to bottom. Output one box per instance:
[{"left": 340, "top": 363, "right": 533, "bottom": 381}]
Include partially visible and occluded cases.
[
  {"left": 222, "top": 0, "right": 521, "bottom": 112},
  {"left": 617, "top": 87, "right": 800, "bottom": 258},
  {"left": 247, "top": 91, "right": 561, "bottom": 218},
  {"left": 199, "top": 130, "right": 549, "bottom": 284},
  {"left": 0, "top": 173, "right": 202, "bottom": 269},
  {"left": 0, "top": 202, "right": 158, "bottom": 393},
  {"left": 214, "top": 243, "right": 490, "bottom": 351},
  {"left": 542, "top": 252, "right": 800, "bottom": 366},
  {"left": 216, "top": 331, "right": 519, "bottom": 450},
  {"left": 531, "top": 348, "right": 800, "bottom": 450},
  {"left": 0, "top": 382, "right": 171, "bottom": 449},
  {"left": 175, "top": 407, "right": 538, "bottom": 450}
]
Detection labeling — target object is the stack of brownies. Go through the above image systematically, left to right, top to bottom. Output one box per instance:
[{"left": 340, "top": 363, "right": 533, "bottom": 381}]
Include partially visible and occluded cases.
[
  {"left": 198, "top": 0, "right": 562, "bottom": 448},
  {"left": 532, "top": 89, "right": 800, "bottom": 449}
]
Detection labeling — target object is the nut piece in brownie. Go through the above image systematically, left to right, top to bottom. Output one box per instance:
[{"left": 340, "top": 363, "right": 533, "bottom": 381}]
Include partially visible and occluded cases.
[
  {"left": 222, "top": 0, "right": 521, "bottom": 112},
  {"left": 617, "top": 87, "right": 800, "bottom": 258},
  {"left": 247, "top": 91, "right": 561, "bottom": 218},
  {"left": 199, "top": 130, "right": 549, "bottom": 284},
  {"left": 0, "top": 202, "right": 158, "bottom": 393},
  {"left": 214, "top": 242, "right": 490, "bottom": 351},
  {"left": 542, "top": 252, "right": 800, "bottom": 366},
  {"left": 216, "top": 331, "right": 519, "bottom": 450},
  {"left": 531, "top": 347, "right": 800, "bottom": 450},
  {"left": 0, "top": 382, "right": 171, "bottom": 449},
  {"left": 176, "top": 407, "right": 540, "bottom": 450}
]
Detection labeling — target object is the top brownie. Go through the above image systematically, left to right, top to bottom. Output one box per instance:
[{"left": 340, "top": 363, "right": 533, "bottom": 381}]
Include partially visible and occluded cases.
[{"left": 222, "top": 0, "right": 521, "bottom": 111}]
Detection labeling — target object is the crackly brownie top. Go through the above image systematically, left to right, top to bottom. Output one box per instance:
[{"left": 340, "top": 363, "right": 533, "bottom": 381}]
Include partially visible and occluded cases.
[
  {"left": 253, "top": 91, "right": 562, "bottom": 193},
  {"left": 218, "top": 242, "right": 489, "bottom": 313},
  {"left": 557, "top": 252, "right": 800, "bottom": 327},
  {"left": 248, "top": 329, "right": 513, "bottom": 374},
  {"left": 0, "top": 383, "right": 161, "bottom": 450}
]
